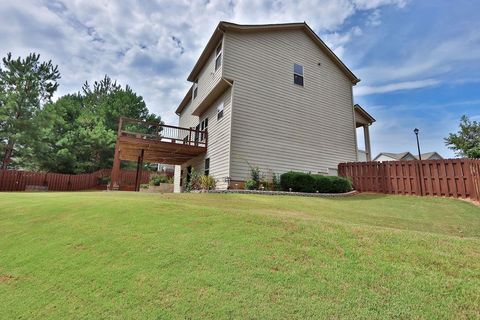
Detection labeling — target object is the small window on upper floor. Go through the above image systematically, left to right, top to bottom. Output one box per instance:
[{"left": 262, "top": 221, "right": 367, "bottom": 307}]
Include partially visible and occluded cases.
[
  {"left": 215, "top": 42, "right": 222, "bottom": 71},
  {"left": 293, "top": 63, "right": 304, "bottom": 86},
  {"left": 192, "top": 79, "right": 198, "bottom": 99},
  {"left": 217, "top": 101, "right": 224, "bottom": 120},
  {"left": 200, "top": 117, "right": 208, "bottom": 141},
  {"left": 204, "top": 158, "right": 210, "bottom": 176}
]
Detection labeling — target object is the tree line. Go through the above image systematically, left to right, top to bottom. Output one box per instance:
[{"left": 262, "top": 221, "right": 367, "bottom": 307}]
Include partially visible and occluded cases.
[{"left": 0, "top": 53, "right": 161, "bottom": 174}]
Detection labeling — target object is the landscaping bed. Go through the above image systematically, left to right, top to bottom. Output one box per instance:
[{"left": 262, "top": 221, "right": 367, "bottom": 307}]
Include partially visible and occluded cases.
[{"left": 204, "top": 189, "right": 358, "bottom": 197}]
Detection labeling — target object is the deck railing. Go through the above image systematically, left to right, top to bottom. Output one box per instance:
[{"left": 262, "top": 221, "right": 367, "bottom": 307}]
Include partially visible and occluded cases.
[{"left": 118, "top": 117, "right": 208, "bottom": 148}]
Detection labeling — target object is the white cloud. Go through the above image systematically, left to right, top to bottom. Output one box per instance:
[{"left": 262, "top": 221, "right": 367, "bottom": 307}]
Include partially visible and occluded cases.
[
  {"left": 0, "top": 0, "right": 409, "bottom": 124},
  {"left": 352, "top": 0, "right": 408, "bottom": 10},
  {"left": 366, "top": 9, "right": 381, "bottom": 26},
  {"left": 323, "top": 26, "right": 363, "bottom": 58},
  {"left": 355, "top": 28, "right": 480, "bottom": 88},
  {"left": 354, "top": 79, "right": 440, "bottom": 96}
]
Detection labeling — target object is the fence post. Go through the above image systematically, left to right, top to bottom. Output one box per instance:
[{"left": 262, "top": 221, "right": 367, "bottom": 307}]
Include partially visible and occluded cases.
[
  {"left": 134, "top": 149, "right": 145, "bottom": 192},
  {"left": 466, "top": 159, "right": 479, "bottom": 201},
  {"left": 416, "top": 160, "right": 424, "bottom": 196}
]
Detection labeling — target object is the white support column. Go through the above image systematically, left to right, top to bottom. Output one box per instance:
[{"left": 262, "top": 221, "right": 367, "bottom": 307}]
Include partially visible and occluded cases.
[
  {"left": 363, "top": 125, "right": 372, "bottom": 161},
  {"left": 173, "top": 165, "right": 182, "bottom": 193}
]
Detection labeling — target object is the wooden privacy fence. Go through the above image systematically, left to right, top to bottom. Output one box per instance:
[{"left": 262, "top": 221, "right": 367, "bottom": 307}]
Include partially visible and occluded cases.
[
  {"left": 338, "top": 159, "right": 480, "bottom": 201},
  {"left": 0, "top": 169, "right": 151, "bottom": 192},
  {"left": 95, "top": 169, "right": 151, "bottom": 188}
]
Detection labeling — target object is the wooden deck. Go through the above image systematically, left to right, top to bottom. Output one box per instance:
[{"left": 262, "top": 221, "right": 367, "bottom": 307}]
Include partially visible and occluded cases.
[
  {"left": 111, "top": 117, "right": 207, "bottom": 190},
  {"left": 117, "top": 133, "right": 207, "bottom": 164}
]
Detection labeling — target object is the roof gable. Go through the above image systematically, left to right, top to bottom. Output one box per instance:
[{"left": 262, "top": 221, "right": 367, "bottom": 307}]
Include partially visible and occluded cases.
[
  {"left": 187, "top": 21, "right": 360, "bottom": 84},
  {"left": 175, "top": 86, "right": 192, "bottom": 115},
  {"left": 354, "top": 104, "right": 375, "bottom": 125},
  {"left": 373, "top": 152, "right": 416, "bottom": 161},
  {"left": 420, "top": 152, "right": 443, "bottom": 160}
]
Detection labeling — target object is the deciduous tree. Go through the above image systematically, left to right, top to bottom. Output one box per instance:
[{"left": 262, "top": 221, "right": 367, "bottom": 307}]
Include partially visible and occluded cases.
[
  {"left": 32, "top": 76, "right": 161, "bottom": 173},
  {"left": 445, "top": 115, "right": 480, "bottom": 158}
]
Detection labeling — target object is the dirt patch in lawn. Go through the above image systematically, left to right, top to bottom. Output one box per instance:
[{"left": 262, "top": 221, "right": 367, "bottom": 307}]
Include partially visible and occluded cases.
[{"left": 0, "top": 275, "right": 15, "bottom": 283}]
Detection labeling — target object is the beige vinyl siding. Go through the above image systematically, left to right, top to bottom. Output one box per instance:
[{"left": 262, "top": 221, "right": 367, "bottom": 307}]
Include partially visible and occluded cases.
[
  {"left": 223, "top": 29, "right": 357, "bottom": 181},
  {"left": 178, "top": 36, "right": 224, "bottom": 144},
  {"left": 189, "top": 36, "right": 224, "bottom": 115},
  {"left": 180, "top": 88, "right": 232, "bottom": 190},
  {"left": 178, "top": 100, "right": 198, "bottom": 128}
]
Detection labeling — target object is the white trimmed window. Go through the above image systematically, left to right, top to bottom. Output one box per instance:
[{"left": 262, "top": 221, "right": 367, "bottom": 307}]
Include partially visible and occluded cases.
[
  {"left": 215, "top": 42, "right": 222, "bottom": 71},
  {"left": 293, "top": 63, "right": 304, "bottom": 86},
  {"left": 192, "top": 79, "right": 198, "bottom": 99},
  {"left": 217, "top": 101, "right": 224, "bottom": 120},
  {"left": 200, "top": 117, "right": 208, "bottom": 141},
  {"left": 204, "top": 158, "right": 210, "bottom": 176}
]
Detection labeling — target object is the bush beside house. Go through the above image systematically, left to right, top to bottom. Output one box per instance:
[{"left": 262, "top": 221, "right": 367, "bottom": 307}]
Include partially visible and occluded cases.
[
  {"left": 183, "top": 168, "right": 216, "bottom": 192},
  {"left": 280, "top": 171, "right": 352, "bottom": 193},
  {"left": 150, "top": 174, "right": 173, "bottom": 185}
]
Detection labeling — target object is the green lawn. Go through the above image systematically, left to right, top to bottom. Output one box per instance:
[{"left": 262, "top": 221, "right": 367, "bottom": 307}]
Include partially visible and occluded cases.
[{"left": 1, "top": 192, "right": 479, "bottom": 319}]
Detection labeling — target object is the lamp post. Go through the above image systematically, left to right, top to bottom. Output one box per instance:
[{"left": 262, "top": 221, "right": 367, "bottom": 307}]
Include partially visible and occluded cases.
[
  {"left": 414, "top": 128, "right": 422, "bottom": 160},
  {"left": 414, "top": 128, "right": 424, "bottom": 196}
]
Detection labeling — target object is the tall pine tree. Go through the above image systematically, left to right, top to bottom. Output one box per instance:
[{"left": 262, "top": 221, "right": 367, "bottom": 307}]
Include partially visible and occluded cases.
[{"left": 0, "top": 53, "right": 60, "bottom": 169}]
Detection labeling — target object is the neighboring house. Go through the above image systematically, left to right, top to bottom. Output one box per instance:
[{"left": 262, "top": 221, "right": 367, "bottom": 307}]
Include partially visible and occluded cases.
[
  {"left": 109, "top": 21, "right": 375, "bottom": 191},
  {"left": 173, "top": 21, "right": 374, "bottom": 190},
  {"left": 373, "top": 151, "right": 444, "bottom": 162},
  {"left": 374, "top": 152, "right": 417, "bottom": 162},
  {"left": 418, "top": 152, "right": 444, "bottom": 160},
  {"left": 157, "top": 164, "right": 175, "bottom": 177}
]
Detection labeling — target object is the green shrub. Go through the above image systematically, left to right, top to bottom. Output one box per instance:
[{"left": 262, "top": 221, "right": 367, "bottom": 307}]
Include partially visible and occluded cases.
[
  {"left": 244, "top": 164, "right": 262, "bottom": 190},
  {"left": 184, "top": 168, "right": 201, "bottom": 192},
  {"left": 280, "top": 171, "right": 316, "bottom": 193},
  {"left": 280, "top": 172, "right": 352, "bottom": 193},
  {"left": 271, "top": 173, "right": 281, "bottom": 191},
  {"left": 150, "top": 174, "right": 170, "bottom": 186},
  {"left": 199, "top": 175, "right": 216, "bottom": 190},
  {"left": 312, "top": 175, "right": 332, "bottom": 192},
  {"left": 313, "top": 175, "right": 352, "bottom": 193},
  {"left": 97, "top": 176, "right": 110, "bottom": 185},
  {"left": 329, "top": 176, "right": 353, "bottom": 193},
  {"left": 245, "top": 179, "right": 257, "bottom": 190},
  {"left": 140, "top": 183, "right": 149, "bottom": 189}
]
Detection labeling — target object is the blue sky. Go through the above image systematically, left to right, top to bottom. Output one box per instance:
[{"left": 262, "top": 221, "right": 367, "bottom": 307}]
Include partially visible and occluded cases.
[{"left": 1, "top": 0, "right": 479, "bottom": 158}]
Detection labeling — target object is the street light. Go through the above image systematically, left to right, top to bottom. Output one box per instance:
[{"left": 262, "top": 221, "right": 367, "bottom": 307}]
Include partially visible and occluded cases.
[
  {"left": 413, "top": 128, "right": 424, "bottom": 196},
  {"left": 414, "top": 128, "right": 422, "bottom": 160}
]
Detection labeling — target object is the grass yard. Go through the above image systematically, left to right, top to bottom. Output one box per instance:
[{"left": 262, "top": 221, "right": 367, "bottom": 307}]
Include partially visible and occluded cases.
[{"left": 1, "top": 192, "right": 479, "bottom": 319}]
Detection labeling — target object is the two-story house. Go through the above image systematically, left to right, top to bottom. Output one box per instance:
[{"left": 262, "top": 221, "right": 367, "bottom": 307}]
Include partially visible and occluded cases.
[
  {"left": 109, "top": 21, "right": 375, "bottom": 191},
  {"left": 172, "top": 21, "right": 374, "bottom": 191}
]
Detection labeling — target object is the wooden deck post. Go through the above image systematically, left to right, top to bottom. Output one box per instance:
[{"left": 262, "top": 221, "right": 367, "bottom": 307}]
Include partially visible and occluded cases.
[
  {"left": 110, "top": 117, "right": 123, "bottom": 191},
  {"left": 110, "top": 143, "right": 121, "bottom": 190},
  {"left": 134, "top": 149, "right": 145, "bottom": 192}
]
